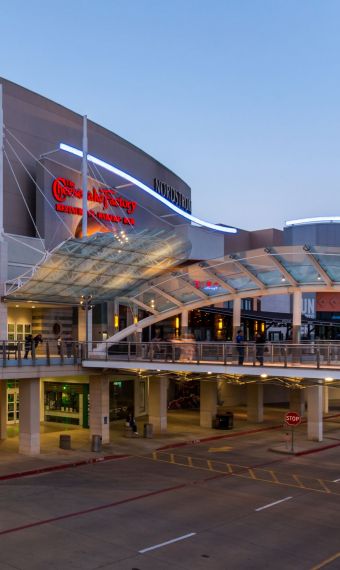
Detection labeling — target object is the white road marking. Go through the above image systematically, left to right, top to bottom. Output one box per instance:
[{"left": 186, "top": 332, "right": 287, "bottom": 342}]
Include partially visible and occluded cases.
[
  {"left": 333, "top": 478, "right": 340, "bottom": 482},
  {"left": 255, "top": 496, "right": 293, "bottom": 512},
  {"left": 139, "top": 532, "right": 196, "bottom": 554}
]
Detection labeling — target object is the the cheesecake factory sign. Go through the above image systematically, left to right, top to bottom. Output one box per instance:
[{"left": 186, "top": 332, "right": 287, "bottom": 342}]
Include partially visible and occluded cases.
[{"left": 52, "top": 177, "right": 137, "bottom": 225}]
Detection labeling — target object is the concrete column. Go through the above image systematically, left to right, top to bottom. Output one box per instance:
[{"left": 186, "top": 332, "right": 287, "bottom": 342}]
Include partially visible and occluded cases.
[
  {"left": 292, "top": 290, "right": 302, "bottom": 344},
  {"left": 232, "top": 298, "right": 241, "bottom": 341},
  {"left": 0, "top": 302, "right": 7, "bottom": 340},
  {"left": 78, "top": 307, "right": 93, "bottom": 343},
  {"left": 181, "top": 310, "right": 188, "bottom": 336},
  {"left": 89, "top": 375, "right": 110, "bottom": 443},
  {"left": 148, "top": 376, "right": 167, "bottom": 433},
  {"left": 134, "top": 377, "right": 147, "bottom": 417},
  {"left": 19, "top": 378, "right": 40, "bottom": 455},
  {"left": 0, "top": 380, "right": 7, "bottom": 439},
  {"left": 40, "top": 380, "right": 45, "bottom": 422},
  {"left": 200, "top": 380, "right": 217, "bottom": 428},
  {"left": 218, "top": 381, "right": 242, "bottom": 407},
  {"left": 247, "top": 383, "right": 263, "bottom": 423},
  {"left": 307, "top": 385, "right": 323, "bottom": 442},
  {"left": 323, "top": 385, "right": 329, "bottom": 414},
  {"left": 289, "top": 389, "right": 305, "bottom": 417}
]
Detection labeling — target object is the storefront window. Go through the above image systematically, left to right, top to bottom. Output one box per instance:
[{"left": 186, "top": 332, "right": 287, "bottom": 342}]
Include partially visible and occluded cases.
[{"left": 44, "top": 383, "right": 82, "bottom": 425}]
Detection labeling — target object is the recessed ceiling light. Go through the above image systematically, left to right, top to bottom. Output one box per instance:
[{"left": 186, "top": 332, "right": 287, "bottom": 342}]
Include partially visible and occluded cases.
[
  {"left": 260, "top": 373, "right": 268, "bottom": 378},
  {"left": 325, "top": 377, "right": 334, "bottom": 382}
]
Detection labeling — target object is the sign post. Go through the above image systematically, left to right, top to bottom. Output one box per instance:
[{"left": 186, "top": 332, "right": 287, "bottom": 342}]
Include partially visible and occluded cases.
[{"left": 284, "top": 411, "right": 301, "bottom": 453}]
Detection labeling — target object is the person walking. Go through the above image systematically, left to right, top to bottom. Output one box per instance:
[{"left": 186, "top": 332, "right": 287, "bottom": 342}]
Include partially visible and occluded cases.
[
  {"left": 236, "top": 329, "right": 244, "bottom": 365},
  {"left": 255, "top": 332, "right": 265, "bottom": 365}
]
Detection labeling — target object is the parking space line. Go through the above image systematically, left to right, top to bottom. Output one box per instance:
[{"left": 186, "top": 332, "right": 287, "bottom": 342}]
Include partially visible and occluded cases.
[
  {"left": 255, "top": 496, "right": 293, "bottom": 512},
  {"left": 139, "top": 532, "right": 196, "bottom": 554}
]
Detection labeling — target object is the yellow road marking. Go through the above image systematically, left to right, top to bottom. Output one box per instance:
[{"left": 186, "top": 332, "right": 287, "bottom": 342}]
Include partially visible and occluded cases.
[
  {"left": 208, "top": 446, "right": 233, "bottom": 453},
  {"left": 147, "top": 453, "right": 339, "bottom": 496},
  {"left": 317, "top": 479, "right": 331, "bottom": 494},
  {"left": 310, "top": 552, "right": 340, "bottom": 570}
]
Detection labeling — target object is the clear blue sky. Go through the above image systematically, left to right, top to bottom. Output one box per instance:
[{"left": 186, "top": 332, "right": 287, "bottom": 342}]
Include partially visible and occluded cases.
[{"left": 1, "top": 0, "right": 340, "bottom": 230}]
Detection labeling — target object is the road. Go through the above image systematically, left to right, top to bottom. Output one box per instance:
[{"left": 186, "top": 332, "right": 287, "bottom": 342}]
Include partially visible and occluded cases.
[{"left": 0, "top": 434, "right": 339, "bottom": 569}]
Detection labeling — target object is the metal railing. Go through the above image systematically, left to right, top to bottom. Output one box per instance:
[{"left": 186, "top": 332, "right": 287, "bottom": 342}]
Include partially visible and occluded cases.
[
  {"left": 0, "top": 339, "right": 82, "bottom": 367},
  {"left": 2, "top": 339, "right": 340, "bottom": 370},
  {"left": 86, "top": 340, "right": 340, "bottom": 370}
]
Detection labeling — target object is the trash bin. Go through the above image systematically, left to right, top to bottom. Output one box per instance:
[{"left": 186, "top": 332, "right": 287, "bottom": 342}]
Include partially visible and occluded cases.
[
  {"left": 214, "top": 412, "right": 234, "bottom": 430},
  {"left": 143, "top": 423, "right": 153, "bottom": 438},
  {"left": 59, "top": 434, "right": 71, "bottom": 450},
  {"left": 91, "top": 434, "right": 102, "bottom": 452}
]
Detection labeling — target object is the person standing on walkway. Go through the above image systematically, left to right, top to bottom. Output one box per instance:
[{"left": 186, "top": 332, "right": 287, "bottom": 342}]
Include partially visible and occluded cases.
[
  {"left": 236, "top": 329, "right": 244, "bottom": 365},
  {"left": 255, "top": 332, "right": 266, "bottom": 365}
]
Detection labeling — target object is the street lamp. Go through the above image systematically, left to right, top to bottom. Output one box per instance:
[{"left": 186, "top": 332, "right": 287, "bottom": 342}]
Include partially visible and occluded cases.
[{"left": 80, "top": 294, "right": 94, "bottom": 357}]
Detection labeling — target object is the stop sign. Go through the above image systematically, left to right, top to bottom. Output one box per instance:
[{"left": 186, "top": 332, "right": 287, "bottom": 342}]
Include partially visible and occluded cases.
[{"left": 284, "top": 411, "right": 302, "bottom": 426}]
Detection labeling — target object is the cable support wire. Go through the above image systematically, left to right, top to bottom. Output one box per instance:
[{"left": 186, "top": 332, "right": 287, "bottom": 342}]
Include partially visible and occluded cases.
[
  {"left": 4, "top": 130, "right": 74, "bottom": 241},
  {"left": 4, "top": 148, "right": 46, "bottom": 251}
]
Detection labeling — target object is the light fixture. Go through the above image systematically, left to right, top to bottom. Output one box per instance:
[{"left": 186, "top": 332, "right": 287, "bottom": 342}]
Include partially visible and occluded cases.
[
  {"left": 60, "top": 143, "right": 238, "bottom": 234},
  {"left": 286, "top": 217, "right": 340, "bottom": 226},
  {"left": 317, "top": 275, "right": 321, "bottom": 281},
  {"left": 281, "top": 276, "right": 286, "bottom": 282},
  {"left": 15, "top": 304, "right": 19, "bottom": 308},
  {"left": 32, "top": 306, "right": 35, "bottom": 309},
  {"left": 207, "top": 371, "right": 212, "bottom": 375},
  {"left": 260, "top": 373, "right": 268, "bottom": 378},
  {"left": 324, "top": 377, "right": 334, "bottom": 382}
]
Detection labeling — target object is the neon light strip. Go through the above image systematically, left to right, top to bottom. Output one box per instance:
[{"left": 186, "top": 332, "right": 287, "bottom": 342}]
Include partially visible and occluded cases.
[
  {"left": 60, "top": 143, "right": 237, "bottom": 234},
  {"left": 286, "top": 216, "right": 340, "bottom": 226}
]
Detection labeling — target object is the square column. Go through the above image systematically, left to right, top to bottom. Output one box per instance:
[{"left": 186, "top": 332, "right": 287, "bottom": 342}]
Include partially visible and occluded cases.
[
  {"left": 292, "top": 290, "right": 302, "bottom": 344},
  {"left": 232, "top": 298, "right": 241, "bottom": 341},
  {"left": 0, "top": 302, "right": 7, "bottom": 340},
  {"left": 78, "top": 307, "right": 93, "bottom": 343},
  {"left": 181, "top": 310, "right": 189, "bottom": 336},
  {"left": 89, "top": 375, "right": 110, "bottom": 443},
  {"left": 148, "top": 376, "right": 168, "bottom": 433},
  {"left": 19, "top": 378, "right": 40, "bottom": 455},
  {"left": 0, "top": 380, "right": 7, "bottom": 439},
  {"left": 200, "top": 380, "right": 217, "bottom": 428},
  {"left": 247, "top": 383, "right": 263, "bottom": 423},
  {"left": 307, "top": 385, "right": 323, "bottom": 441},
  {"left": 323, "top": 386, "right": 329, "bottom": 414},
  {"left": 289, "top": 389, "right": 305, "bottom": 417}
]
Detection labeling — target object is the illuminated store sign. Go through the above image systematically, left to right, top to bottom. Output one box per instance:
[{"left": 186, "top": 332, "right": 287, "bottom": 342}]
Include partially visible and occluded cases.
[
  {"left": 52, "top": 178, "right": 136, "bottom": 226},
  {"left": 154, "top": 178, "right": 191, "bottom": 213},
  {"left": 194, "top": 280, "right": 220, "bottom": 291}
]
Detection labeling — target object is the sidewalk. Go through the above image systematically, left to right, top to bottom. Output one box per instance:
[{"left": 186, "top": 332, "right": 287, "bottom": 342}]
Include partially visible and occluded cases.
[{"left": 0, "top": 408, "right": 339, "bottom": 479}]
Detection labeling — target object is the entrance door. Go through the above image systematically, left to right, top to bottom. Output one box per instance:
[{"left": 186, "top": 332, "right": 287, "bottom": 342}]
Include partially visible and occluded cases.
[{"left": 7, "top": 386, "right": 19, "bottom": 424}]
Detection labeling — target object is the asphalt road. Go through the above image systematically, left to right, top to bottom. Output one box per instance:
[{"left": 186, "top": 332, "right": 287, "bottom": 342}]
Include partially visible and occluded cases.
[{"left": 0, "top": 434, "right": 339, "bottom": 570}]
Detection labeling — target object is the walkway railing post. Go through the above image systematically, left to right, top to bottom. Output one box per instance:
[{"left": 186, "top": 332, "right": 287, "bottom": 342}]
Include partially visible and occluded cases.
[
  {"left": 2, "top": 341, "right": 6, "bottom": 367},
  {"left": 17, "top": 341, "right": 22, "bottom": 367},
  {"left": 46, "top": 341, "right": 50, "bottom": 366},
  {"left": 59, "top": 341, "right": 64, "bottom": 365},
  {"left": 128, "top": 342, "right": 131, "bottom": 361},
  {"left": 150, "top": 343, "right": 153, "bottom": 362},
  {"left": 223, "top": 343, "right": 227, "bottom": 365},
  {"left": 327, "top": 344, "right": 331, "bottom": 366},
  {"left": 284, "top": 346, "right": 287, "bottom": 367},
  {"left": 316, "top": 347, "right": 320, "bottom": 369}
]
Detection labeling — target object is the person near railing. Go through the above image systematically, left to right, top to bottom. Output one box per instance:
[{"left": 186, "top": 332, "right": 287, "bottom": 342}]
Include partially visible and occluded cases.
[
  {"left": 236, "top": 330, "right": 244, "bottom": 365},
  {"left": 255, "top": 332, "right": 266, "bottom": 365},
  {"left": 179, "top": 333, "right": 196, "bottom": 362},
  {"left": 24, "top": 334, "right": 33, "bottom": 359}
]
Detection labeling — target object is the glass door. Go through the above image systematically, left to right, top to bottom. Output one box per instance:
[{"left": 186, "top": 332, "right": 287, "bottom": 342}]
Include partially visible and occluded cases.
[{"left": 7, "top": 384, "right": 19, "bottom": 424}]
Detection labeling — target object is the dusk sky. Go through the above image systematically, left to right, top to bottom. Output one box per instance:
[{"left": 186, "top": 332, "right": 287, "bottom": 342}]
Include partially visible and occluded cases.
[{"left": 1, "top": 0, "right": 340, "bottom": 231}]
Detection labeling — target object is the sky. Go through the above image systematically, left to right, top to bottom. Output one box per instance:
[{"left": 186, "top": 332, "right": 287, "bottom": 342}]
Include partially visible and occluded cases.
[{"left": 1, "top": 0, "right": 340, "bottom": 231}]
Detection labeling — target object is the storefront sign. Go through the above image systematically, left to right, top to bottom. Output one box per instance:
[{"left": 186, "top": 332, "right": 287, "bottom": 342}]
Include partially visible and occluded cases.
[
  {"left": 52, "top": 178, "right": 136, "bottom": 226},
  {"left": 154, "top": 178, "right": 191, "bottom": 213}
]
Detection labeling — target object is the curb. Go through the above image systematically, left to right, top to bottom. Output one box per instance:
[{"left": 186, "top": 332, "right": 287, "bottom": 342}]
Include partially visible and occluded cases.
[
  {"left": 295, "top": 441, "right": 340, "bottom": 456},
  {"left": 0, "top": 454, "right": 130, "bottom": 482}
]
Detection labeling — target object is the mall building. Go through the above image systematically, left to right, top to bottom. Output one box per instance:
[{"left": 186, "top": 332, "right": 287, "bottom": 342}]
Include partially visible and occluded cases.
[{"left": 0, "top": 77, "right": 340, "bottom": 455}]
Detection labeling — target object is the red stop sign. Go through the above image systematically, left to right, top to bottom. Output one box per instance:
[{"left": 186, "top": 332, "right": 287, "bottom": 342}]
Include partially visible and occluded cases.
[{"left": 284, "top": 411, "right": 301, "bottom": 426}]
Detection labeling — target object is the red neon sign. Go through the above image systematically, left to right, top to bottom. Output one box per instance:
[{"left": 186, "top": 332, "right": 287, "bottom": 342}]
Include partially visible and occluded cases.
[{"left": 52, "top": 178, "right": 136, "bottom": 227}]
